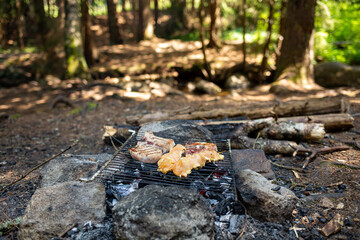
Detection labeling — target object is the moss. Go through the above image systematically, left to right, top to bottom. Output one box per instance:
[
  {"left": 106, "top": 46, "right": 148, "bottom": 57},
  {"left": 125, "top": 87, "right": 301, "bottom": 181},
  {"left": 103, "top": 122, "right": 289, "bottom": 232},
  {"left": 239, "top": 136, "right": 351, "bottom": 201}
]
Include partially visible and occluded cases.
[{"left": 65, "top": 36, "right": 89, "bottom": 80}]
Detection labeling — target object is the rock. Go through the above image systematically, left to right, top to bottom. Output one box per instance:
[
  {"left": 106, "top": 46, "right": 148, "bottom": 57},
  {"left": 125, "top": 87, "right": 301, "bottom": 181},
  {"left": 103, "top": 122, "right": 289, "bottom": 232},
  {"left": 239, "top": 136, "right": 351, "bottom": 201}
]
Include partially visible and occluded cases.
[
  {"left": 314, "top": 62, "right": 360, "bottom": 88},
  {"left": 225, "top": 74, "right": 250, "bottom": 90},
  {"left": 195, "top": 78, "right": 222, "bottom": 94},
  {"left": 137, "top": 120, "right": 215, "bottom": 144},
  {"left": 231, "top": 149, "right": 275, "bottom": 179},
  {"left": 39, "top": 154, "right": 111, "bottom": 187},
  {"left": 235, "top": 169, "right": 298, "bottom": 222},
  {"left": 18, "top": 181, "right": 106, "bottom": 240},
  {"left": 112, "top": 185, "right": 215, "bottom": 240},
  {"left": 318, "top": 197, "right": 335, "bottom": 209},
  {"left": 228, "top": 215, "right": 290, "bottom": 239}
]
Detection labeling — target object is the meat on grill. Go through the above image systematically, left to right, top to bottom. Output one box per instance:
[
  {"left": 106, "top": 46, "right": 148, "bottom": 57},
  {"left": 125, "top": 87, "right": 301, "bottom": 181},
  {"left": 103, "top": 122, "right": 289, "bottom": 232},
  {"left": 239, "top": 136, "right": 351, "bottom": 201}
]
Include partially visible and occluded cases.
[
  {"left": 129, "top": 132, "right": 175, "bottom": 163},
  {"left": 142, "top": 132, "right": 175, "bottom": 153},
  {"left": 129, "top": 141, "right": 163, "bottom": 163},
  {"left": 158, "top": 142, "right": 224, "bottom": 177},
  {"left": 157, "top": 144, "right": 186, "bottom": 174}
]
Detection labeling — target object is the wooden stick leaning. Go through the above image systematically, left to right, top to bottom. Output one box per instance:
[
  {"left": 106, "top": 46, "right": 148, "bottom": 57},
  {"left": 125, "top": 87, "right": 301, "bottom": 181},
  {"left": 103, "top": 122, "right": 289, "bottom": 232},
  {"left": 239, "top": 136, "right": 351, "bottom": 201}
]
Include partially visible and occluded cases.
[{"left": 1, "top": 142, "right": 78, "bottom": 192}]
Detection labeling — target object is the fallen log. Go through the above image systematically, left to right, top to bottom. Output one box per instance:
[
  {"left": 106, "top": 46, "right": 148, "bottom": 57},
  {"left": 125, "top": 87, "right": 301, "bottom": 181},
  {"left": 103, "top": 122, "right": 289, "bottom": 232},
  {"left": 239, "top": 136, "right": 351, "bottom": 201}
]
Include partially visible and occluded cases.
[
  {"left": 126, "top": 96, "right": 348, "bottom": 125},
  {"left": 200, "top": 113, "right": 353, "bottom": 132},
  {"left": 259, "top": 122, "right": 325, "bottom": 141},
  {"left": 231, "top": 136, "right": 298, "bottom": 155}
]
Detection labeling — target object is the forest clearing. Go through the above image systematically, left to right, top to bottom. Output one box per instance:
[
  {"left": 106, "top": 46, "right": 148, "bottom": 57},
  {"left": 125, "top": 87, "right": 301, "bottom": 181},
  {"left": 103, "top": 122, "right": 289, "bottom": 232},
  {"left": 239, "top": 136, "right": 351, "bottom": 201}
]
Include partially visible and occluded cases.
[{"left": 1, "top": 0, "right": 360, "bottom": 239}]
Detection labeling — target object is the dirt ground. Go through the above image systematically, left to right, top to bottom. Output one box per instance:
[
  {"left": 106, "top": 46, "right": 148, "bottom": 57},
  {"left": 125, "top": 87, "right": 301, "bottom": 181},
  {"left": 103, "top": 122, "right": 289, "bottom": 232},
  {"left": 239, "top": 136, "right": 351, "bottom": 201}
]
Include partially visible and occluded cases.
[{"left": 1, "top": 39, "right": 360, "bottom": 239}]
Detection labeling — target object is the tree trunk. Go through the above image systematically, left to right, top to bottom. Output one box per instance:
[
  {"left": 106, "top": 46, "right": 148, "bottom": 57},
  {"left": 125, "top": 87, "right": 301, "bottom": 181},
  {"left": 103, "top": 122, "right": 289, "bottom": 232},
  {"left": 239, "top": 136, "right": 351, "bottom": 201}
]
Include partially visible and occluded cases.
[
  {"left": 15, "top": 0, "right": 25, "bottom": 49},
  {"left": 32, "top": 0, "right": 47, "bottom": 46},
  {"left": 64, "top": 0, "right": 89, "bottom": 79},
  {"left": 81, "top": 0, "right": 98, "bottom": 66},
  {"left": 106, "top": 0, "right": 123, "bottom": 44},
  {"left": 122, "top": 0, "right": 126, "bottom": 11},
  {"left": 137, "top": 0, "right": 153, "bottom": 41},
  {"left": 154, "top": 0, "right": 158, "bottom": 27},
  {"left": 170, "top": 0, "right": 187, "bottom": 29},
  {"left": 199, "top": 0, "right": 212, "bottom": 81},
  {"left": 207, "top": 0, "right": 220, "bottom": 48},
  {"left": 241, "top": 0, "right": 247, "bottom": 69},
  {"left": 259, "top": 0, "right": 275, "bottom": 78},
  {"left": 274, "top": 0, "right": 316, "bottom": 87},
  {"left": 276, "top": 0, "right": 287, "bottom": 54}
]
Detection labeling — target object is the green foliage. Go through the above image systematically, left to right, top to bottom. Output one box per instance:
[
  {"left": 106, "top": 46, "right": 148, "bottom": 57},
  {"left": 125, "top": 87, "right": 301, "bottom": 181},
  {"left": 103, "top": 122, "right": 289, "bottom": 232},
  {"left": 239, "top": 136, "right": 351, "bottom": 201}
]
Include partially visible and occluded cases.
[
  {"left": 315, "top": 0, "right": 360, "bottom": 64},
  {"left": 10, "top": 113, "right": 21, "bottom": 120},
  {"left": 0, "top": 217, "right": 21, "bottom": 236}
]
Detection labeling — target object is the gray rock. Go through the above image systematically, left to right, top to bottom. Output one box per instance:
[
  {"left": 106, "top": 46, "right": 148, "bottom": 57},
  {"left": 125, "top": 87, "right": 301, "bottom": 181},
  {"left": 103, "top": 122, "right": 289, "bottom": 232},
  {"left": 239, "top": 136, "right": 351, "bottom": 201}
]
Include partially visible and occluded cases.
[
  {"left": 314, "top": 62, "right": 360, "bottom": 88},
  {"left": 225, "top": 74, "right": 250, "bottom": 90},
  {"left": 195, "top": 78, "right": 222, "bottom": 94},
  {"left": 137, "top": 120, "right": 215, "bottom": 144},
  {"left": 231, "top": 149, "right": 275, "bottom": 179},
  {"left": 39, "top": 154, "right": 111, "bottom": 187},
  {"left": 236, "top": 169, "right": 298, "bottom": 222},
  {"left": 18, "top": 181, "right": 106, "bottom": 240},
  {"left": 112, "top": 185, "right": 215, "bottom": 240},
  {"left": 228, "top": 215, "right": 290, "bottom": 239}
]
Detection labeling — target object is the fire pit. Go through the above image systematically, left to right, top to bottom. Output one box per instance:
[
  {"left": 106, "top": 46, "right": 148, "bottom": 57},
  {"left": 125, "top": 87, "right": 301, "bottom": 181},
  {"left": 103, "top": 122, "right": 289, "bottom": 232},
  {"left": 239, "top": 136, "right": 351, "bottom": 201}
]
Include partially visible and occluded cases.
[{"left": 96, "top": 132, "right": 236, "bottom": 200}]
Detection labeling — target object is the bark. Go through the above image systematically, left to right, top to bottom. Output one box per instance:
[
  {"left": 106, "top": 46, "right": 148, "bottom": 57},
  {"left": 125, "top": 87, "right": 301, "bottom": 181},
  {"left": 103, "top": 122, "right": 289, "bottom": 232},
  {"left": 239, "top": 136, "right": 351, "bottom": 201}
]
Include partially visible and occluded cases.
[
  {"left": 15, "top": 0, "right": 25, "bottom": 49},
  {"left": 32, "top": 0, "right": 47, "bottom": 46},
  {"left": 64, "top": 0, "right": 89, "bottom": 79},
  {"left": 81, "top": 0, "right": 98, "bottom": 66},
  {"left": 106, "top": 0, "right": 123, "bottom": 44},
  {"left": 122, "top": 0, "right": 126, "bottom": 11},
  {"left": 137, "top": 0, "right": 153, "bottom": 41},
  {"left": 154, "top": 0, "right": 158, "bottom": 27},
  {"left": 199, "top": 0, "right": 212, "bottom": 81},
  {"left": 207, "top": 0, "right": 220, "bottom": 48},
  {"left": 241, "top": 0, "right": 247, "bottom": 69},
  {"left": 259, "top": 0, "right": 275, "bottom": 78},
  {"left": 274, "top": 0, "right": 316, "bottom": 87},
  {"left": 275, "top": 0, "right": 287, "bottom": 60},
  {"left": 126, "top": 96, "right": 348, "bottom": 125},
  {"left": 259, "top": 122, "right": 325, "bottom": 141},
  {"left": 231, "top": 136, "right": 298, "bottom": 155}
]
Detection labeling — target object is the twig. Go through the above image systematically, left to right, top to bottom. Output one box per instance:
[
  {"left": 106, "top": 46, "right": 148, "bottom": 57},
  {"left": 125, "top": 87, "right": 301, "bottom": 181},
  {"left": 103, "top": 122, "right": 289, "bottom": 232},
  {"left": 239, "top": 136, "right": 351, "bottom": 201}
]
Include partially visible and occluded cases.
[
  {"left": 1, "top": 142, "right": 78, "bottom": 192},
  {"left": 293, "top": 145, "right": 350, "bottom": 169},
  {"left": 321, "top": 159, "right": 360, "bottom": 170},
  {"left": 269, "top": 160, "right": 308, "bottom": 173},
  {"left": 236, "top": 200, "right": 248, "bottom": 240},
  {"left": 59, "top": 223, "right": 77, "bottom": 237}
]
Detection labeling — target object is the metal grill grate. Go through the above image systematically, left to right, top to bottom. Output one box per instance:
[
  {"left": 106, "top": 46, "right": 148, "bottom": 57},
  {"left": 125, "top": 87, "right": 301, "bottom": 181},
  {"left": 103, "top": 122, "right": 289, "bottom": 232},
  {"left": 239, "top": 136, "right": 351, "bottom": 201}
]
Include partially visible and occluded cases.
[{"left": 97, "top": 132, "right": 236, "bottom": 197}]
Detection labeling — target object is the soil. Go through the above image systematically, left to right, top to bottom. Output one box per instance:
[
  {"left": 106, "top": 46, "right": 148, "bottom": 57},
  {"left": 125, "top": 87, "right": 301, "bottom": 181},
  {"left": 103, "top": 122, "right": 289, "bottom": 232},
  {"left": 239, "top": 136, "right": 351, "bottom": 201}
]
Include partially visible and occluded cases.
[{"left": 1, "top": 38, "right": 360, "bottom": 239}]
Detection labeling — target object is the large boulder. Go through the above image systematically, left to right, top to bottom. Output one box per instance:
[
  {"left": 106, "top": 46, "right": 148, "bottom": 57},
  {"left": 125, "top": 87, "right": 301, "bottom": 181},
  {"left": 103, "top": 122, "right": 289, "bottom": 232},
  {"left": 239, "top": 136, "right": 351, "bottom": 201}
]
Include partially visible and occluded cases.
[
  {"left": 314, "top": 62, "right": 360, "bottom": 88},
  {"left": 231, "top": 149, "right": 275, "bottom": 179},
  {"left": 39, "top": 154, "right": 112, "bottom": 187},
  {"left": 235, "top": 169, "right": 298, "bottom": 222},
  {"left": 18, "top": 181, "right": 106, "bottom": 240},
  {"left": 112, "top": 185, "right": 215, "bottom": 240}
]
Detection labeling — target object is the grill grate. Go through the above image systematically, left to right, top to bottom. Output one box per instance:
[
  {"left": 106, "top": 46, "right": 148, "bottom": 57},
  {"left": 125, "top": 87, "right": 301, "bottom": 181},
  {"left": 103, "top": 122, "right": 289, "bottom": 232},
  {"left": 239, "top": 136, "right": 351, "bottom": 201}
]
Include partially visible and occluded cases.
[{"left": 97, "top": 132, "right": 236, "bottom": 197}]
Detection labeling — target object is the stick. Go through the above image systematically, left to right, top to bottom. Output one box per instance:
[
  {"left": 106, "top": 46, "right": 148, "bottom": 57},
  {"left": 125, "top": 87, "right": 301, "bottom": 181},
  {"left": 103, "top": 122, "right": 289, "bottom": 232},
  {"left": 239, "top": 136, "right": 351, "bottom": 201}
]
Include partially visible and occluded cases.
[
  {"left": 1, "top": 143, "right": 78, "bottom": 192},
  {"left": 293, "top": 145, "right": 350, "bottom": 168},
  {"left": 321, "top": 159, "right": 360, "bottom": 170},
  {"left": 269, "top": 160, "right": 308, "bottom": 173},
  {"left": 58, "top": 223, "right": 77, "bottom": 238}
]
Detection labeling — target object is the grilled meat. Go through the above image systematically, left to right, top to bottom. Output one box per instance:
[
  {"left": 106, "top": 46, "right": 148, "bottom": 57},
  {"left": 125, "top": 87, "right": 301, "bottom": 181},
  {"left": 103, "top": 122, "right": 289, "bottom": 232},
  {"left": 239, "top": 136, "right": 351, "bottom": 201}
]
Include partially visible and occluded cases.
[
  {"left": 142, "top": 132, "right": 175, "bottom": 153},
  {"left": 129, "top": 141, "right": 163, "bottom": 163},
  {"left": 158, "top": 142, "right": 224, "bottom": 177},
  {"left": 157, "top": 144, "right": 186, "bottom": 174}
]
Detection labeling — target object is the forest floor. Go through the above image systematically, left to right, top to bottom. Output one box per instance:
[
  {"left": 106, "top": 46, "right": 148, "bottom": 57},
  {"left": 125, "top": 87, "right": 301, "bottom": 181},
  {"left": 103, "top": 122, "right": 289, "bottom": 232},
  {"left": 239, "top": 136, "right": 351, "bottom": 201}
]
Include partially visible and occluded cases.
[{"left": 1, "top": 38, "right": 360, "bottom": 239}]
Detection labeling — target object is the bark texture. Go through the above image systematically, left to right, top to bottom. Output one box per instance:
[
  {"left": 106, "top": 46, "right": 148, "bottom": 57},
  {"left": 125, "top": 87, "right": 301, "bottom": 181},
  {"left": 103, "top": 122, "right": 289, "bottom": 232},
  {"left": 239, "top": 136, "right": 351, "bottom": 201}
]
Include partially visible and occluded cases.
[
  {"left": 65, "top": 0, "right": 89, "bottom": 79},
  {"left": 81, "top": 0, "right": 98, "bottom": 66},
  {"left": 106, "top": 0, "right": 123, "bottom": 44},
  {"left": 137, "top": 0, "right": 153, "bottom": 41},
  {"left": 207, "top": 0, "right": 220, "bottom": 48},
  {"left": 274, "top": 0, "right": 316, "bottom": 87}
]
